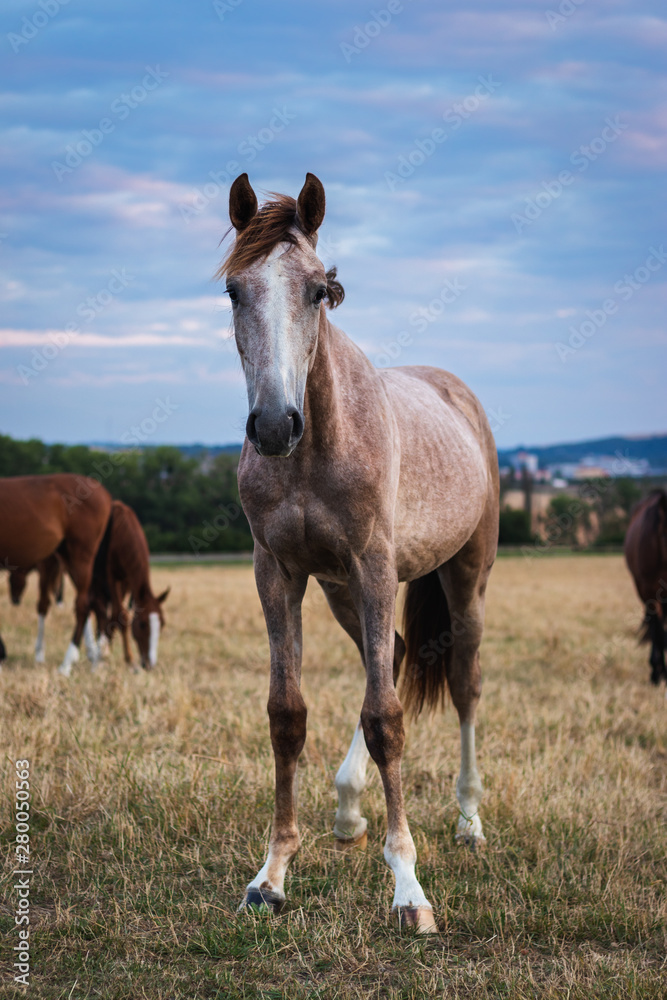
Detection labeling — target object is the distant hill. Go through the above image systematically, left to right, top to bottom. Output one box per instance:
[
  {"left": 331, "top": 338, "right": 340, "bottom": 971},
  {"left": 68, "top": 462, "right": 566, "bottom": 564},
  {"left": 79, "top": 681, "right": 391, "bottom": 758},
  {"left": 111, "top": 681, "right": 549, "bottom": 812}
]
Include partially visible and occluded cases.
[
  {"left": 83, "top": 434, "right": 667, "bottom": 471},
  {"left": 497, "top": 434, "right": 667, "bottom": 471},
  {"left": 86, "top": 441, "right": 243, "bottom": 457}
]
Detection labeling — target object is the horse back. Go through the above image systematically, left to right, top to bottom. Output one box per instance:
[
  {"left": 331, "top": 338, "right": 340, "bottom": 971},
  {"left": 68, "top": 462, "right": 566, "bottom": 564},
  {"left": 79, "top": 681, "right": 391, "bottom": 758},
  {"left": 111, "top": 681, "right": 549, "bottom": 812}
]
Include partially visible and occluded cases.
[
  {"left": 380, "top": 365, "right": 499, "bottom": 580},
  {"left": 0, "top": 473, "right": 111, "bottom": 567}
]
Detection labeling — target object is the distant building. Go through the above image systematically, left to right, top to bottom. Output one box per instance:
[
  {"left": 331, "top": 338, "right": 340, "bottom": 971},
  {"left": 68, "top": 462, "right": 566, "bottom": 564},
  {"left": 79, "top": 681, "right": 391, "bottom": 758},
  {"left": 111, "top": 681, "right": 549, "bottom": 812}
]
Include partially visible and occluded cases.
[
  {"left": 510, "top": 450, "right": 539, "bottom": 475},
  {"left": 547, "top": 454, "right": 651, "bottom": 481}
]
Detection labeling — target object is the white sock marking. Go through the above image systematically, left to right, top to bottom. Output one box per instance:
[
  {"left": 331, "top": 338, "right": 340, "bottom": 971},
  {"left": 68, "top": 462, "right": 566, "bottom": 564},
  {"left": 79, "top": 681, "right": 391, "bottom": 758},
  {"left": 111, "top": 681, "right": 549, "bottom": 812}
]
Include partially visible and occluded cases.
[
  {"left": 148, "top": 612, "right": 160, "bottom": 667},
  {"left": 34, "top": 614, "right": 46, "bottom": 663},
  {"left": 83, "top": 617, "right": 99, "bottom": 664},
  {"left": 58, "top": 642, "right": 80, "bottom": 678},
  {"left": 456, "top": 720, "right": 485, "bottom": 841},
  {"left": 333, "top": 721, "right": 369, "bottom": 841},
  {"left": 385, "top": 833, "right": 431, "bottom": 910}
]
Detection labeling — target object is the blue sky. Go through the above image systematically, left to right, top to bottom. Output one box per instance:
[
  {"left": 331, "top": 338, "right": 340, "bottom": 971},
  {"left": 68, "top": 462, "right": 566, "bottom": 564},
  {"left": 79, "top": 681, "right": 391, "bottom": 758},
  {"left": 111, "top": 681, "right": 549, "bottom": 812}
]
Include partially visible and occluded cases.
[{"left": 0, "top": 0, "right": 665, "bottom": 448}]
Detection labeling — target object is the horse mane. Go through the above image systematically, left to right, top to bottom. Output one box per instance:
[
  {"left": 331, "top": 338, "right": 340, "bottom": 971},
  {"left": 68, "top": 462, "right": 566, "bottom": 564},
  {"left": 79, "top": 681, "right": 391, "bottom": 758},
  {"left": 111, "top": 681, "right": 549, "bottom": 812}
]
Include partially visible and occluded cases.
[
  {"left": 216, "top": 193, "right": 344, "bottom": 309},
  {"left": 630, "top": 488, "right": 666, "bottom": 527},
  {"left": 108, "top": 501, "right": 152, "bottom": 602},
  {"left": 92, "top": 509, "right": 114, "bottom": 604}
]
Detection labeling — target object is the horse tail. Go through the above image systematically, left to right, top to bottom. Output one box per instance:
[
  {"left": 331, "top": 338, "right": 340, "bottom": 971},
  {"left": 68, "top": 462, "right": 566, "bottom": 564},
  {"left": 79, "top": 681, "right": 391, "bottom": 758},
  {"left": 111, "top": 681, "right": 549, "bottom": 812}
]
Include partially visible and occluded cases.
[
  {"left": 92, "top": 507, "right": 114, "bottom": 604},
  {"left": 399, "top": 570, "right": 450, "bottom": 718}
]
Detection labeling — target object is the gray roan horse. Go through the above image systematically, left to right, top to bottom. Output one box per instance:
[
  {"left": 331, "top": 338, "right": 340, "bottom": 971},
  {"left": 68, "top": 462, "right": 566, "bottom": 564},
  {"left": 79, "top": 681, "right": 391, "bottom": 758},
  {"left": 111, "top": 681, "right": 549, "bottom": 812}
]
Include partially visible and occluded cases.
[{"left": 220, "top": 173, "right": 499, "bottom": 933}]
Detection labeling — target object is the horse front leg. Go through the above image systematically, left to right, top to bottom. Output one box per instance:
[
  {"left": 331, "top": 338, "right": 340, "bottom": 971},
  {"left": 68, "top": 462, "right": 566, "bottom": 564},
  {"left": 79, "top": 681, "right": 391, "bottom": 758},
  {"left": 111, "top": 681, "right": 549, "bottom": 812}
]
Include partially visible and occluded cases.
[
  {"left": 57, "top": 546, "right": 97, "bottom": 677},
  {"left": 239, "top": 549, "right": 308, "bottom": 914},
  {"left": 350, "top": 554, "right": 436, "bottom": 934},
  {"left": 648, "top": 604, "right": 666, "bottom": 685}
]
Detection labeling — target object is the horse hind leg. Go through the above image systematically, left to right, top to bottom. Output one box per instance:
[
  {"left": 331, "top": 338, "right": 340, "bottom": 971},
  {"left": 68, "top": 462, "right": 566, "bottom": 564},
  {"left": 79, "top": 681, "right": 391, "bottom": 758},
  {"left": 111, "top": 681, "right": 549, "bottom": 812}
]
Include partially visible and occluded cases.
[
  {"left": 436, "top": 537, "right": 494, "bottom": 848},
  {"left": 35, "top": 561, "right": 54, "bottom": 664}
]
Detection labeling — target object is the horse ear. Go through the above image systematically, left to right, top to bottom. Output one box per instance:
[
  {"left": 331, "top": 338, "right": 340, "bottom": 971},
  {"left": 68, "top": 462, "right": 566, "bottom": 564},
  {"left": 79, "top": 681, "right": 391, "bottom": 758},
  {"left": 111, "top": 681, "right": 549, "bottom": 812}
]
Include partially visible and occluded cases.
[
  {"left": 296, "top": 172, "right": 325, "bottom": 236},
  {"left": 229, "top": 173, "right": 258, "bottom": 231},
  {"left": 157, "top": 587, "right": 170, "bottom": 604}
]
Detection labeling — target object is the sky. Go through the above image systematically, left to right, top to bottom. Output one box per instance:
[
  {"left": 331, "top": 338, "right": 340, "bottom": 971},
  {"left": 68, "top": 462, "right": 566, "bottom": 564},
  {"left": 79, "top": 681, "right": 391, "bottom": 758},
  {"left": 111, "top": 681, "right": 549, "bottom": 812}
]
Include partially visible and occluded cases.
[{"left": 0, "top": 0, "right": 665, "bottom": 449}]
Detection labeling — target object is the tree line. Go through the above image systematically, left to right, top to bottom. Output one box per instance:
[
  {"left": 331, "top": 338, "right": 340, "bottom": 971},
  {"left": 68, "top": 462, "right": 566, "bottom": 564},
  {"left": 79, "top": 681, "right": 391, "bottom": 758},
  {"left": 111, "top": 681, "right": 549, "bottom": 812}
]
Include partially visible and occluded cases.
[{"left": 0, "top": 434, "right": 252, "bottom": 554}]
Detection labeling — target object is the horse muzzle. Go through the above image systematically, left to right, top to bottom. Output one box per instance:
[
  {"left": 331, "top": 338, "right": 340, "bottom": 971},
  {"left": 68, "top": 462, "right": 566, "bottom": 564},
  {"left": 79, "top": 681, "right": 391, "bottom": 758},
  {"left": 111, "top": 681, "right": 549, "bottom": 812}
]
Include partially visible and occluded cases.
[{"left": 246, "top": 406, "right": 304, "bottom": 457}]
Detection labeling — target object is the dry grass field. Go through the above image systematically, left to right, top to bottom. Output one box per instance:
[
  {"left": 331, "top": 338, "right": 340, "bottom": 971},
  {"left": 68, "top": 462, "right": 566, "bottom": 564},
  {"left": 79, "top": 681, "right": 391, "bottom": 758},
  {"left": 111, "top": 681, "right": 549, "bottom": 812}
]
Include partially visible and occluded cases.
[{"left": 1, "top": 554, "right": 666, "bottom": 999}]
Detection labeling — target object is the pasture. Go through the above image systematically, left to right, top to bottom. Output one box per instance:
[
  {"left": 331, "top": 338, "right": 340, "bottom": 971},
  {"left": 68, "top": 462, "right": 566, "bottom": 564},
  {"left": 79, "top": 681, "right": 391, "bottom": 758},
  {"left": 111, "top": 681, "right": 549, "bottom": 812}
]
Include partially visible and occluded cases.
[{"left": 1, "top": 555, "right": 665, "bottom": 999}]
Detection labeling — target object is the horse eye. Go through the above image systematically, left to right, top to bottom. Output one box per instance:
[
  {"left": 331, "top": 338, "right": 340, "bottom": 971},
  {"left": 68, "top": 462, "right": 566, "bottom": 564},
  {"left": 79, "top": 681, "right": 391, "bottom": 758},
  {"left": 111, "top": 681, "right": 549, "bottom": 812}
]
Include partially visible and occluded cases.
[
  {"left": 313, "top": 287, "right": 326, "bottom": 304},
  {"left": 226, "top": 288, "right": 238, "bottom": 304}
]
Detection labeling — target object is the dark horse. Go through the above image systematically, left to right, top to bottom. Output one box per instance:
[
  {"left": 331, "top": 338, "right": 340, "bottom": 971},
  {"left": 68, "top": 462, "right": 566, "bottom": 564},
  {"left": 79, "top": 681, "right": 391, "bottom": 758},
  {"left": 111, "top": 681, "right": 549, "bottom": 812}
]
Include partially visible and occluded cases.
[
  {"left": 219, "top": 174, "right": 499, "bottom": 932},
  {"left": 0, "top": 474, "right": 112, "bottom": 673},
  {"left": 624, "top": 489, "right": 667, "bottom": 685},
  {"left": 90, "top": 500, "right": 169, "bottom": 670}
]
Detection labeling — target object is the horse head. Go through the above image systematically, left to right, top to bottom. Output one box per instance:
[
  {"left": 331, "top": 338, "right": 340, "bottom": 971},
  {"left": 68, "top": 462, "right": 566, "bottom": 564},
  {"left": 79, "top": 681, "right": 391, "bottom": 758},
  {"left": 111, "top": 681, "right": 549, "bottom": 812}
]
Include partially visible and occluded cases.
[
  {"left": 220, "top": 173, "right": 342, "bottom": 458},
  {"left": 131, "top": 587, "right": 169, "bottom": 669}
]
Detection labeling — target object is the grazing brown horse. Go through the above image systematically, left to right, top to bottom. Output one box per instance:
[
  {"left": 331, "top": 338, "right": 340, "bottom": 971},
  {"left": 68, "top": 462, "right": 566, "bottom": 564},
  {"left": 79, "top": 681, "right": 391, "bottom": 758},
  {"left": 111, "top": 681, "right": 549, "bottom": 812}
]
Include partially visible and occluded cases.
[
  {"left": 219, "top": 173, "right": 499, "bottom": 932},
  {"left": 0, "top": 474, "right": 112, "bottom": 672},
  {"left": 624, "top": 489, "right": 667, "bottom": 685},
  {"left": 90, "top": 500, "right": 169, "bottom": 670},
  {"left": 9, "top": 553, "right": 65, "bottom": 663}
]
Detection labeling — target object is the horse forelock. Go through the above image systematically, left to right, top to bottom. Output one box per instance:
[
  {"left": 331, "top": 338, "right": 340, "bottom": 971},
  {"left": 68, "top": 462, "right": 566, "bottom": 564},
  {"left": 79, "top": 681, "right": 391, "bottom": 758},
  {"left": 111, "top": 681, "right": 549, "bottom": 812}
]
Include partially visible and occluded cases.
[{"left": 217, "top": 192, "right": 344, "bottom": 309}]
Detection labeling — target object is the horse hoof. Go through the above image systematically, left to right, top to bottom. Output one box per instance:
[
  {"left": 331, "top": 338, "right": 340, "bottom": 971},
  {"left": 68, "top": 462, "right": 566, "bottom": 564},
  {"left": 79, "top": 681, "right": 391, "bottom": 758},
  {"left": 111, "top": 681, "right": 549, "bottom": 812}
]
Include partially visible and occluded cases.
[
  {"left": 34, "top": 651, "right": 45, "bottom": 665},
  {"left": 334, "top": 830, "right": 368, "bottom": 852},
  {"left": 455, "top": 832, "right": 485, "bottom": 852},
  {"left": 239, "top": 887, "right": 285, "bottom": 914},
  {"left": 394, "top": 905, "right": 438, "bottom": 934}
]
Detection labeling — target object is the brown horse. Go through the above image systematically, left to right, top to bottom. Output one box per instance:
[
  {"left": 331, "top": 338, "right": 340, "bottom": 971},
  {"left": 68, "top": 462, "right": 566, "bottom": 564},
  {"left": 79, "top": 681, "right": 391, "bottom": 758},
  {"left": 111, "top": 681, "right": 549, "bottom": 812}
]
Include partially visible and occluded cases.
[
  {"left": 219, "top": 173, "right": 499, "bottom": 932},
  {"left": 0, "top": 473, "right": 112, "bottom": 673},
  {"left": 624, "top": 489, "right": 667, "bottom": 685},
  {"left": 90, "top": 500, "right": 169, "bottom": 670},
  {"left": 9, "top": 553, "right": 66, "bottom": 663}
]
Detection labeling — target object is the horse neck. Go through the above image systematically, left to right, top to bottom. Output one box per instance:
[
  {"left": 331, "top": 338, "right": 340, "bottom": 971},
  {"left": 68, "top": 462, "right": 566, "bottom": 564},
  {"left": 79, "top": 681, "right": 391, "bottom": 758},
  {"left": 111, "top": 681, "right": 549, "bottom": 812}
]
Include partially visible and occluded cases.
[
  {"left": 302, "top": 312, "right": 375, "bottom": 452},
  {"left": 111, "top": 520, "right": 152, "bottom": 608}
]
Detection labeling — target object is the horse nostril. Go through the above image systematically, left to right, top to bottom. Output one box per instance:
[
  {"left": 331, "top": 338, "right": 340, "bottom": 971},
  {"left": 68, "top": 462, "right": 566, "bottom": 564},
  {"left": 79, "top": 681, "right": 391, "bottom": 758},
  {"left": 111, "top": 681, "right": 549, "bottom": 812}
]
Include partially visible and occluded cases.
[
  {"left": 288, "top": 408, "right": 304, "bottom": 440},
  {"left": 246, "top": 410, "right": 259, "bottom": 444}
]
